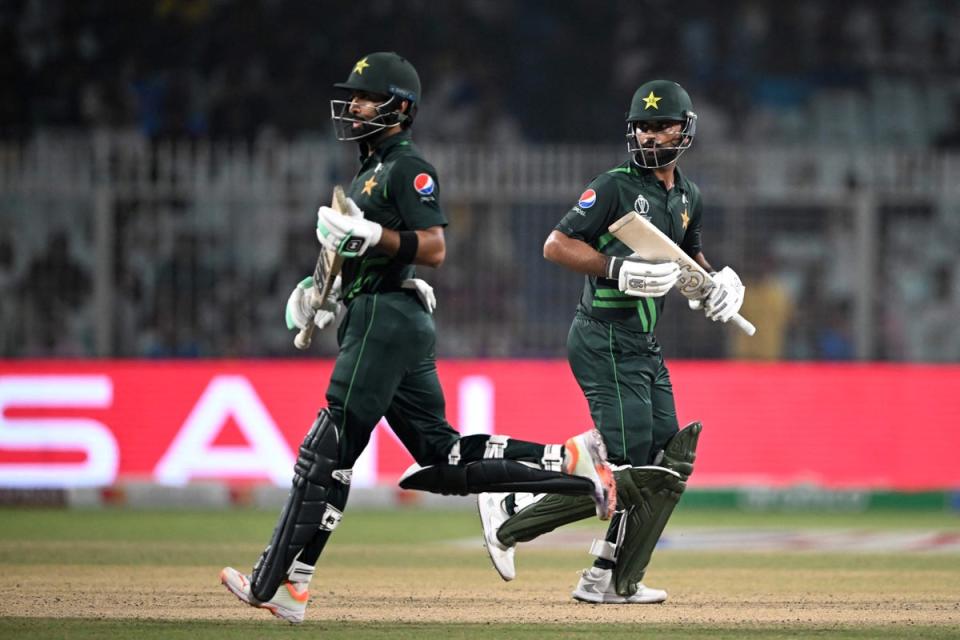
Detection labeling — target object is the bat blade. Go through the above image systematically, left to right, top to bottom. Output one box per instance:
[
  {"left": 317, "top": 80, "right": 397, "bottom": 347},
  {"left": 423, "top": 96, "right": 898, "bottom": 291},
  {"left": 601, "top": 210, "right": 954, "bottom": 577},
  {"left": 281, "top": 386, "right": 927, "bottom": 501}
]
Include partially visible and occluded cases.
[
  {"left": 294, "top": 185, "right": 348, "bottom": 350},
  {"left": 608, "top": 212, "right": 756, "bottom": 336}
]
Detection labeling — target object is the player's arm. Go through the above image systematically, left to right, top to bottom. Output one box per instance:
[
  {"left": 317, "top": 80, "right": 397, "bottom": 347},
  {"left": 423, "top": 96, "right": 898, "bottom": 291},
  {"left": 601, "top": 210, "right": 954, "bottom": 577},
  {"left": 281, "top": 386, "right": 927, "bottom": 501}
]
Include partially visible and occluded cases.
[
  {"left": 682, "top": 197, "right": 744, "bottom": 322},
  {"left": 376, "top": 226, "right": 445, "bottom": 268},
  {"left": 543, "top": 230, "right": 609, "bottom": 277},
  {"left": 545, "top": 231, "right": 680, "bottom": 299},
  {"left": 693, "top": 251, "right": 714, "bottom": 273}
]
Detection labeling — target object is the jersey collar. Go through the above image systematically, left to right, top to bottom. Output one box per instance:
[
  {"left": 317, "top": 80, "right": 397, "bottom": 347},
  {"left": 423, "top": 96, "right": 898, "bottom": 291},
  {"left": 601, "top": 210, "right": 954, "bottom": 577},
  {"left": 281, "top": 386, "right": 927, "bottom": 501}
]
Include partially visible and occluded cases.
[{"left": 359, "top": 130, "right": 412, "bottom": 163}]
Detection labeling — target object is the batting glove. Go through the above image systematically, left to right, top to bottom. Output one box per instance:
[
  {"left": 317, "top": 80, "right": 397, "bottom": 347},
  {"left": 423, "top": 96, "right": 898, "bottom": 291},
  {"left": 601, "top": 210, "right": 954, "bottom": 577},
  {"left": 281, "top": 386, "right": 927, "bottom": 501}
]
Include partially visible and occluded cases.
[
  {"left": 316, "top": 198, "right": 382, "bottom": 258},
  {"left": 609, "top": 256, "right": 681, "bottom": 298},
  {"left": 703, "top": 266, "right": 745, "bottom": 322},
  {"left": 285, "top": 276, "right": 341, "bottom": 332},
  {"left": 401, "top": 278, "right": 437, "bottom": 314}
]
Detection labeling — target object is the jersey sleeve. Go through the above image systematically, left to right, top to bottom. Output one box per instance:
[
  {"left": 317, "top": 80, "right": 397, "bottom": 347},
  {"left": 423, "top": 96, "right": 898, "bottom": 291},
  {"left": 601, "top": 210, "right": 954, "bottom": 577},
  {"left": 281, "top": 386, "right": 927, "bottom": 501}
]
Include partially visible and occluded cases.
[
  {"left": 388, "top": 157, "right": 447, "bottom": 230},
  {"left": 554, "top": 174, "right": 618, "bottom": 245},
  {"left": 680, "top": 185, "right": 703, "bottom": 257}
]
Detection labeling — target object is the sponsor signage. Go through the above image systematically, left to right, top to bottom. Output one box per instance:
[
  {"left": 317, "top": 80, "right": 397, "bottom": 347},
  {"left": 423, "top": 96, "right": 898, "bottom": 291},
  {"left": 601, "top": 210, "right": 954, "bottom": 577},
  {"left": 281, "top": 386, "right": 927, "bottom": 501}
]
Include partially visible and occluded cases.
[{"left": 1, "top": 361, "right": 958, "bottom": 489}]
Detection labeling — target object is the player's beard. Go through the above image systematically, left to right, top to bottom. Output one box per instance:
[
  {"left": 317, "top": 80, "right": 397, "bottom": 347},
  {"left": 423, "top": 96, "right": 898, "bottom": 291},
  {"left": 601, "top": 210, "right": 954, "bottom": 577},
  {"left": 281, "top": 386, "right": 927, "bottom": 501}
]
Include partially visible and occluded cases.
[
  {"left": 330, "top": 97, "right": 402, "bottom": 142},
  {"left": 637, "top": 144, "right": 680, "bottom": 168}
]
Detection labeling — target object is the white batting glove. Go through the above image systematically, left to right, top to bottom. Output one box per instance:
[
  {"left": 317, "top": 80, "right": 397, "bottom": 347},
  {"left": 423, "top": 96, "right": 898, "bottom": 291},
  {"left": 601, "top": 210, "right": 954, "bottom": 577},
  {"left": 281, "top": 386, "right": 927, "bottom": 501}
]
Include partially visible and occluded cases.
[
  {"left": 316, "top": 199, "right": 382, "bottom": 258},
  {"left": 608, "top": 256, "right": 681, "bottom": 298},
  {"left": 703, "top": 266, "right": 745, "bottom": 322},
  {"left": 285, "top": 276, "right": 341, "bottom": 332},
  {"left": 402, "top": 278, "right": 437, "bottom": 314}
]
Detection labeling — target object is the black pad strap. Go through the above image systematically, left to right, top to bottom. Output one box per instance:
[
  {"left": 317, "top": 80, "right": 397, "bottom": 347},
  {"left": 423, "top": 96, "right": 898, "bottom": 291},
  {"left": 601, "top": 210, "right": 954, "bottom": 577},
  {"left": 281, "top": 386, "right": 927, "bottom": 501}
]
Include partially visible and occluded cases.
[
  {"left": 251, "top": 409, "right": 341, "bottom": 601},
  {"left": 398, "top": 459, "right": 595, "bottom": 496}
]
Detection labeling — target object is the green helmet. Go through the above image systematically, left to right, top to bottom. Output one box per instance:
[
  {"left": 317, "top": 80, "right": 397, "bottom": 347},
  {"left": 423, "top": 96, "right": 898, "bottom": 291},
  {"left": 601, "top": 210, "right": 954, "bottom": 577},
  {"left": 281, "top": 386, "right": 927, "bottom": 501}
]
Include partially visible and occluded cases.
[
  {"left": 330, "top": 52, "right": 422, "bottom": 141},
  {"left": 625, "top": 80, "right": 697, "bottom": 168}
]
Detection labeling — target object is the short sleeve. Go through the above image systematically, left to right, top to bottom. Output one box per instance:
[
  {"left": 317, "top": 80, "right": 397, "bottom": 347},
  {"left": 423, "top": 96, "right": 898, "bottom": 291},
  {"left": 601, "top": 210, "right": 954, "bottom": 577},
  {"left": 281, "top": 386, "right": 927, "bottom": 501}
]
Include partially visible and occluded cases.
[
  {"left": 389, "top": 157, "right": 447, "bottom": 230},
  {"left": 554, "top": 174, "right": 618, "bottom": 245}
]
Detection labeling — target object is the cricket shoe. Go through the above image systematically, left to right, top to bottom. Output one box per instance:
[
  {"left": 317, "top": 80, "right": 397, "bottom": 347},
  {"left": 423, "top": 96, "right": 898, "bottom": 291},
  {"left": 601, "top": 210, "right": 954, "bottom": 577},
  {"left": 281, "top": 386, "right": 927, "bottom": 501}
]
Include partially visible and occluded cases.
[
  {"left": 563, "top": 429, "right": 617, "bottom": 520},
  {"left": 478, "top": 492, "right": 516, "bottom": 581},
  {"left": 220, "top": 566, "right": 309, "bottom": 623},
  {"left": 572, "top": 566, "right": 667, "bottom": 604}
]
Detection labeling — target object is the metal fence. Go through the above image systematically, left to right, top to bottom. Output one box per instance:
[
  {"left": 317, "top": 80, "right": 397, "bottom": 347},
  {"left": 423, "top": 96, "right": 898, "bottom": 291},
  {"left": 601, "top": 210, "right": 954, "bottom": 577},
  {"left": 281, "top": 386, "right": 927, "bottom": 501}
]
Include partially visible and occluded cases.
[{"left": 2, "top": 132, "right": 959, "bottom": 361}]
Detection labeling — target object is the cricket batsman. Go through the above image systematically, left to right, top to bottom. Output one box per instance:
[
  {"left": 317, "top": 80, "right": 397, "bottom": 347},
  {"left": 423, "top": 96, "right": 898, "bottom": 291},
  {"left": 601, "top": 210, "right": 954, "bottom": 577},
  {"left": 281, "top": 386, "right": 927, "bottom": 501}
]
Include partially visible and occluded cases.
[
  {"left": 219, "top": 52, "right": 616, "bottom": 623},
  {"left": 478, "top": 80, "right": 746, "bottom": 603}
]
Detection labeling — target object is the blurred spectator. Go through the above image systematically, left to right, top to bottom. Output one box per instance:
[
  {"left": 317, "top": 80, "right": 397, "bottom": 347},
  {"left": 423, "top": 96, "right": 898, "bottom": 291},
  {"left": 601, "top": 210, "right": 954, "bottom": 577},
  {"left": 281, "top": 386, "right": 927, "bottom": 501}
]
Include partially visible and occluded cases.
[
  {"left": 18, "top": 231, "right": 91, "bottom": 354},
  {"left": 148, "top": 232, "right": 215, "bottom": 356},
  {"left": 732, "top": 252, "right": 794, "bottom": 361},
  {"left": 907, "top": 265, "right": 960, "bottom": 362},
  {"left": 816, "top": 301, "right": 855, "bottom": 361}
]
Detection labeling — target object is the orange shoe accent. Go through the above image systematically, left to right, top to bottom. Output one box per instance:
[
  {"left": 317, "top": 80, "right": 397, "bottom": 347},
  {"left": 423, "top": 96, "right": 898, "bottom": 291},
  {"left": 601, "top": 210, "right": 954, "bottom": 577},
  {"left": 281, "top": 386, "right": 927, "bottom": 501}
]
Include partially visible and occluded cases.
[
  {"left": 563, "top": 439, "right": 578, "bottom": 474},
  {"left": 596, "top": 464, "right": 616, "bottom": 517},
  {"left": 284, "top": 582, "right": 310, "bottom": 603}
]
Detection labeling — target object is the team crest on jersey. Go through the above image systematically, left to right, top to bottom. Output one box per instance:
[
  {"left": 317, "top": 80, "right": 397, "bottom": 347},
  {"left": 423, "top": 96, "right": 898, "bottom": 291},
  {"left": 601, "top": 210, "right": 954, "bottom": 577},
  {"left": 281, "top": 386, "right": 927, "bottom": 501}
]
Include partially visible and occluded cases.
[
  {"left": 413, "top": 173, "right": 435, "bottom": 195},
  {"left": 578, "top": 189, "right": 597, "bottom": 209},
  {"left": 634, "top": 194, "right": 650, "bottom": 219}
]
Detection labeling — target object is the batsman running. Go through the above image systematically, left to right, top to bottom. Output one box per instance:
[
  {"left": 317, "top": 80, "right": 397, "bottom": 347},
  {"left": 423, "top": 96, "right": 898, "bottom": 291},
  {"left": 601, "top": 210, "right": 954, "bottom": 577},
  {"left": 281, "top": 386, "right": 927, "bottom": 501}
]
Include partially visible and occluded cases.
[
  {"left": 219, "top": 52, "right": 616, "bottom": 624},
  {"left": 478, "top": 80, "right": 746, "bottom": 603}
]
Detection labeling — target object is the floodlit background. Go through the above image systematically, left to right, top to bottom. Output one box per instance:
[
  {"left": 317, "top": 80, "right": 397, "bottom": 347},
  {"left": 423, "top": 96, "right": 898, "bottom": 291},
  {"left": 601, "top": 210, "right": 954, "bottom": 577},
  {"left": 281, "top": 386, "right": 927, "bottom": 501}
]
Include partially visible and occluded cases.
[
  {"left": 3, "top": 0, "right": 960, "bottom": 360},
  {"left": 2, "top": 4, "right": 960, "bottom": 636}
]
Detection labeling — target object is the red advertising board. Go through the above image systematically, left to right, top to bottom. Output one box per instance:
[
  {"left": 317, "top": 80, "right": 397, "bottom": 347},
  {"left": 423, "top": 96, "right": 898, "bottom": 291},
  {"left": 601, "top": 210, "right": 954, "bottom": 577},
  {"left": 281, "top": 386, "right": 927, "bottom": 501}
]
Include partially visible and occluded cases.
[{"left": 1, "top": 360, "right": 958, "bottom": 490}]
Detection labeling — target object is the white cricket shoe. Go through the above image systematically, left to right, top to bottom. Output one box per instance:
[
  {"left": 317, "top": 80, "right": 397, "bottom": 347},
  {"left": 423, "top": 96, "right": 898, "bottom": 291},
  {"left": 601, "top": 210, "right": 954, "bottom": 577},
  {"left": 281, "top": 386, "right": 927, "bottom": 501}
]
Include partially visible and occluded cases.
[
  {"left": 563, "top": 430, "right": 617, "bottom": 520},
  {"left": 478, "top": 492, "right": 516, "bottom": 581},
  {"left": 220, "top": 566, "right": 310, "bottom": 623},
  {"left": 572, "top": 566, "right": 667, "bottom": 604}
]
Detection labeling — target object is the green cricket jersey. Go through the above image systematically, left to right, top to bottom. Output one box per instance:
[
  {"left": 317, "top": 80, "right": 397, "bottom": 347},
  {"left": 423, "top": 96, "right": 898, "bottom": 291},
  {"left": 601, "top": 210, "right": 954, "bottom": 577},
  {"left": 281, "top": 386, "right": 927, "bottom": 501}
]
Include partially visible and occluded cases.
[
  {"left": 340, "top": 130, "right": 447, "bottom": 301},
  {"left": 556, "top": 160, "right": 703, "bottom": 333}
]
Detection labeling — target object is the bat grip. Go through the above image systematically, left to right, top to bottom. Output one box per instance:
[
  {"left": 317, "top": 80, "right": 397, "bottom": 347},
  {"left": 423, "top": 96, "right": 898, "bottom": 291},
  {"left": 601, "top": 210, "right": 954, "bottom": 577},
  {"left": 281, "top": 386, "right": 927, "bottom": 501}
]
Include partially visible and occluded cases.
[
  {"left": 293, "top": 287, "right": 325, "bottom": 350},
  {"left": 731, "top": 313, "right": 757, "bottom": 336},
  {"left": 294, "top": 323, "right": 315, "bottom": 350}
]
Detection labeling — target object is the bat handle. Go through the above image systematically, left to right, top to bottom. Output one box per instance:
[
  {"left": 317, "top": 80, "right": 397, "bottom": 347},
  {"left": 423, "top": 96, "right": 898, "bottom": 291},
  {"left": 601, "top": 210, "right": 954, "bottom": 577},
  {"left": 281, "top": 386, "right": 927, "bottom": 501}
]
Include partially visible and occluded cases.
[
  {"left": 731, "top": 313, "right": 757, "bottom": 336},
  {"left": 294, "top": 323, "right": 316, "bottom": 350}
]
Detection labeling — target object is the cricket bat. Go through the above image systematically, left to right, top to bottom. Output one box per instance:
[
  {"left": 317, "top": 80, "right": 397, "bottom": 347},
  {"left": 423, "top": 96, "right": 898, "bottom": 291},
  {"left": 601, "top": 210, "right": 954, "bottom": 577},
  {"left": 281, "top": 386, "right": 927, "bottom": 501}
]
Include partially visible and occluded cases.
[
  {"left": 294, "top": 185, "right": 348, "bottom": 350},
  {"left": 608, "top": 211, "right": 757, "bottom": 336}
]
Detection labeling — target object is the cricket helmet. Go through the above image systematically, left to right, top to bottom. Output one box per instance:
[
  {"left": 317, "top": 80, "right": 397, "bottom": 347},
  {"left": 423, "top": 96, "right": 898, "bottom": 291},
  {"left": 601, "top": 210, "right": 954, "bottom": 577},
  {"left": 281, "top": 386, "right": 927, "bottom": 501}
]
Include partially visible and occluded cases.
[
  {"left": 330, "top": 52, "right": 421, "bottom": 141},
  {"left": 625, "top": 80, "right": 697, "bottom": 168}
]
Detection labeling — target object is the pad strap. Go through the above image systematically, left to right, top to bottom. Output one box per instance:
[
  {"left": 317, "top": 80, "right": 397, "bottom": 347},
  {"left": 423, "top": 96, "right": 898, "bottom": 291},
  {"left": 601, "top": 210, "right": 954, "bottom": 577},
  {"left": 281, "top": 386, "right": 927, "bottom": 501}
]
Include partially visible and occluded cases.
[
  {"left": 484, "top": 434, "right": 509, "bottom": 459},
  {"left": 447, "top": 439, "right": 461, "bottom": 465},
  {"left": 541, "top": 444, "right": 564, "bottom": 472},
  {"left": 589, "top": 538, "right": 617, "bottom": 561},
  {"left": 287, "top": 559, "right": 315, "bottom": 584}
]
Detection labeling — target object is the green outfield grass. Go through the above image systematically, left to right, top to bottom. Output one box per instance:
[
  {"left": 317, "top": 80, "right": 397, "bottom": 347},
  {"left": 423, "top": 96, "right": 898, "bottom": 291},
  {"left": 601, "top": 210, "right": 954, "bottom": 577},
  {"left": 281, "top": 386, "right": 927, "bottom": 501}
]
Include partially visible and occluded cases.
[
  {"left": 1, "top": 507, "right": 958, "bottom": 639},
  {"left": 1, "top": 619, "right": 958, "bottom": 640}
]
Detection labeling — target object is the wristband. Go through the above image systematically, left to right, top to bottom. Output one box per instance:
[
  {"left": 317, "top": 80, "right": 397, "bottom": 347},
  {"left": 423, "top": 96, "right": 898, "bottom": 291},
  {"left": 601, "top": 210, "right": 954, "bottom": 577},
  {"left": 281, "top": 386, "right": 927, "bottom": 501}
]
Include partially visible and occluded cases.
[
  {"left": 396, "top": 230, "right": 419, "bottom": 264},
  {"left": 606, "top": 256, "right": 623, "bottom": 280}
]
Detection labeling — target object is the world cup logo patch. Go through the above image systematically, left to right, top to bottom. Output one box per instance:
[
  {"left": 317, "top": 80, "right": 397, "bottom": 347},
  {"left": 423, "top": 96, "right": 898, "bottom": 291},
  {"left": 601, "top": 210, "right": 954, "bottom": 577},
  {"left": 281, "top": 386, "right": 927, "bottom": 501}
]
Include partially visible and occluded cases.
[
  {"left": 413, "top": 173, "right": 435, "bottom": 195},
  {"left": 634, "top": 194, "right": 650, "bottom": 218}
]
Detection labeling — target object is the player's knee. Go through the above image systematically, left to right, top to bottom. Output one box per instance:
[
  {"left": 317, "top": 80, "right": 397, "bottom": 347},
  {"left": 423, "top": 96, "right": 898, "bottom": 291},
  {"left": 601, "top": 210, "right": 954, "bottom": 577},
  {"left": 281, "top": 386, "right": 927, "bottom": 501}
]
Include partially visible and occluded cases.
[{"left": 294, "top": 409, "right": 341, "bottom": 485}]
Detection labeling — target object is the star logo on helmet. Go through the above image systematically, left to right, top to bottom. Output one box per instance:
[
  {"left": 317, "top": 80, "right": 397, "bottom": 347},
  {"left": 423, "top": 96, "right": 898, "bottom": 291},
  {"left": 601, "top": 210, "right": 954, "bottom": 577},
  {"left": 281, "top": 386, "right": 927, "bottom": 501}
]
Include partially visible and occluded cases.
[
  {"left": 354, "top": 57, "right": 370, "bottom": 75},
  {"left": 643, "top": 91, "right": 662, "bottom": 110}
]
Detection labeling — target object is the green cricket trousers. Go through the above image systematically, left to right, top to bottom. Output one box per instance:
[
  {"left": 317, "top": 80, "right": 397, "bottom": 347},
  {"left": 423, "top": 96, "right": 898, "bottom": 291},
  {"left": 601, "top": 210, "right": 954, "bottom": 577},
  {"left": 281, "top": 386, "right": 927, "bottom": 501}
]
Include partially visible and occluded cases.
[
  {"left": 325, "top": 290, "right": 460, "bottom": 469},
  {"left": 567, "top": 311, "right": 679, "bottom": 466}
]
